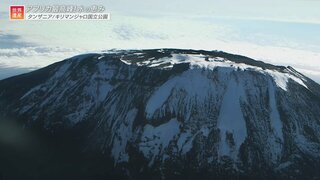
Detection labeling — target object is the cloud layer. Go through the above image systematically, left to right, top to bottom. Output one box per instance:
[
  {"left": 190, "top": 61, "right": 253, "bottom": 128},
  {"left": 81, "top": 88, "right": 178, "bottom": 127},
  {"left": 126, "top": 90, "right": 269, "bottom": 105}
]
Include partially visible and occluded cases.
[{"left": 0, "top": 2, "right": 319, "bottom": 83}]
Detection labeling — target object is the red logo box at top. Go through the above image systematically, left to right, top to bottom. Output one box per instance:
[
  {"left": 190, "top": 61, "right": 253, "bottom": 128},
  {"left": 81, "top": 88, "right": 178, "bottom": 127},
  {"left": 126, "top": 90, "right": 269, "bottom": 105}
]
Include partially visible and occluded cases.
[{"left": 10, "top": 5, "right": 25, "bottom": 20}]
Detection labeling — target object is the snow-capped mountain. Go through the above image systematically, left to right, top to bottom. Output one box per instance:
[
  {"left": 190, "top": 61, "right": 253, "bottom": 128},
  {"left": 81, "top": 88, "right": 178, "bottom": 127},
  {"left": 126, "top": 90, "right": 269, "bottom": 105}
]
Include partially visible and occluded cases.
[{"left": 0, "top": 49, "right": 319, "bottom": 180}]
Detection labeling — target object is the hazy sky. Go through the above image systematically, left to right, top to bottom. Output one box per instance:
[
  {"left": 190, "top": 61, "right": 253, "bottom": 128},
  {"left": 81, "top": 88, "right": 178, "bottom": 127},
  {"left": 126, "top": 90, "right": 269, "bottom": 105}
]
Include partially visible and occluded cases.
[{"left": 1, "top": 0, "right": 320, "bottom": 83}]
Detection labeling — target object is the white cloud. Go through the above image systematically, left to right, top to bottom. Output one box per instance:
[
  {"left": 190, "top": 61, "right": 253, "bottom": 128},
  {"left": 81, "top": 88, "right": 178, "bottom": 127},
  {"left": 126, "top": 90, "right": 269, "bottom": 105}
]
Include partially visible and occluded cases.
[
  {"left": 113, "top": 24, "right": 168, "bottom": 40},
  {"left": 0, "top": 33, "right": 35, "bottom": 48},
  {"left": 0, "top": 45, "right": 88, "bottom": 80},
  {"left": 0, "top": 46, "right": 83, "bottom": 69}
]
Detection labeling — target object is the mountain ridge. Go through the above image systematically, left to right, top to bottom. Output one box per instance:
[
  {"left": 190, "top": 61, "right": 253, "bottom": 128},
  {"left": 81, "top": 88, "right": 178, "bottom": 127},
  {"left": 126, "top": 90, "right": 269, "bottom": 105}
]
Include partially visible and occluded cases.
[{"left": 0, "top": 49, "right": 319, "bottom": 180}]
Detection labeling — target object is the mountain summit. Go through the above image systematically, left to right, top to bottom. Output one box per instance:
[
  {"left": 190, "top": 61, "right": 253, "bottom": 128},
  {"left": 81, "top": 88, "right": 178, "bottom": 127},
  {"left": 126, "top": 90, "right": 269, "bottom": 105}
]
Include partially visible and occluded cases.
[{"left": 0, "top": 49, "right": 320, "bottom": 180}]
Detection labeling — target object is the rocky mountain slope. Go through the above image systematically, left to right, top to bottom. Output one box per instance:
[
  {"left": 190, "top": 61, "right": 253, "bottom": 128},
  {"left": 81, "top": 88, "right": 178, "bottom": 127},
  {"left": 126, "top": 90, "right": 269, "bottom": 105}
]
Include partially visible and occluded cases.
[{"left": 0, "top": 49, "right": 320, "bottom": 180}]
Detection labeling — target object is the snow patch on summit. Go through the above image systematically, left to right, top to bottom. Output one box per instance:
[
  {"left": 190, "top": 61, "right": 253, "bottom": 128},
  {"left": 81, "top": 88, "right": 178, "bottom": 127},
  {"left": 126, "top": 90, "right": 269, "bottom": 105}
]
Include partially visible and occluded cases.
[
  {"left": 120, "top": 52, "right": 309, "bottom": 92},
  {"left": 145, "top": 69, "right": 215, "bottom": 119},
  {"left": 266, "top": 70, "right": 308, "bottom": 91},
  {"left": 217, "top": 77, "right": 247, "bottom": 159},
  {"left": 268, "top": 79, "right": 284, "bottom": 142},
  {"left": 112, "top": 109, "right": 138, "bottom": 163},
  {"left": 139, "top": 118, "right": 180, "bottom": 166},
  {"left": 177, "top": 130, "right": 194, "bottom": 155}
]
